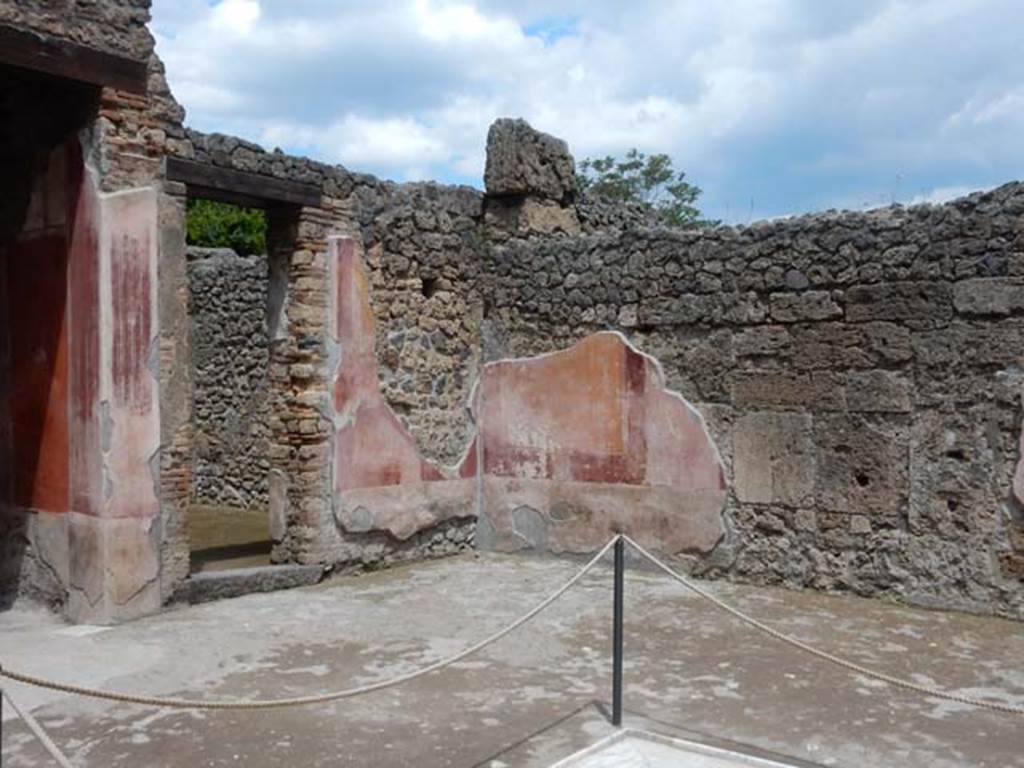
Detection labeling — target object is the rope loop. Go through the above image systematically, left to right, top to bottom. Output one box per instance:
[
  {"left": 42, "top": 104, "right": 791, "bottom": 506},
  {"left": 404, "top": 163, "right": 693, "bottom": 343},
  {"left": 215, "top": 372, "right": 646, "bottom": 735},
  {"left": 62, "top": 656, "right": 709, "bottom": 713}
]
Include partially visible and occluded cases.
[
  {"left": 3, "top": 532, "right": 1023, "bottom": 719},
  {"left": 621, "top": 533, "right": 1024, "bottom": 717},
  {"left": 0, "top": 537, "right": 618, "bottom": 711}
]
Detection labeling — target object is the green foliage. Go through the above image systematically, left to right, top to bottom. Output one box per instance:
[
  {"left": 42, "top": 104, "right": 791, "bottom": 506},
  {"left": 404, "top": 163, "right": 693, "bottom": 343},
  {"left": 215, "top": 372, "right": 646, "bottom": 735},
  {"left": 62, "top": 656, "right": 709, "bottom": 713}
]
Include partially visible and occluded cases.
[
  {"left": 576, "top": 148, "right": 718, "bottom": 228},
  {"left": 186, "top": 198, "right": 267, "bottom": 254}
]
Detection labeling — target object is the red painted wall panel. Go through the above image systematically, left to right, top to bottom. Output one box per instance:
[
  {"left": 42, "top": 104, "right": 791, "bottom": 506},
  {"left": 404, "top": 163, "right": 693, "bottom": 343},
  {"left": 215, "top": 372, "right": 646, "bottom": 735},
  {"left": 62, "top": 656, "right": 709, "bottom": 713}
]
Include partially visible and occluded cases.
[{"left": 6, "top": 235, "right": 70, "bottom": 512}]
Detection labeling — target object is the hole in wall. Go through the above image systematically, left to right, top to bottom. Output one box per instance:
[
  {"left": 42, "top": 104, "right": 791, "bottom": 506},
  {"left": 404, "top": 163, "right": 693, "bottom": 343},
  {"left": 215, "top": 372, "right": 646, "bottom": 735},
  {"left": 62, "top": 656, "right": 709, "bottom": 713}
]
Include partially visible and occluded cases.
[
  {"left": 421, "top": 276, "right": 438, "bottom": 299},
  {"left": 855, "top": 471, "right": 871, "bottom": 488}
]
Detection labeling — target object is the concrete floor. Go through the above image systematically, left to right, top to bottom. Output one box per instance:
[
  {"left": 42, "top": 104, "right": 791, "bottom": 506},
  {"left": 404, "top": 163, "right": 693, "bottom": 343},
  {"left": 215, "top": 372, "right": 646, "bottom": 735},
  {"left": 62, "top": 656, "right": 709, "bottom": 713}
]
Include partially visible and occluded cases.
[{"left": 1, "top": 551, "right": 1023, "bottom": 768}]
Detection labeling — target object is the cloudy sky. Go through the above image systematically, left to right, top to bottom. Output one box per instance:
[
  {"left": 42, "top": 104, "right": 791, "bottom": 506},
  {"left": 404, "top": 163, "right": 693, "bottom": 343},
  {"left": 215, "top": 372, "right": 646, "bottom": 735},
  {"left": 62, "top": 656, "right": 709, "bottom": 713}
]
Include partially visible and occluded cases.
[{"left": 151, "top": 0, "right": 1024, "bottom": 222}]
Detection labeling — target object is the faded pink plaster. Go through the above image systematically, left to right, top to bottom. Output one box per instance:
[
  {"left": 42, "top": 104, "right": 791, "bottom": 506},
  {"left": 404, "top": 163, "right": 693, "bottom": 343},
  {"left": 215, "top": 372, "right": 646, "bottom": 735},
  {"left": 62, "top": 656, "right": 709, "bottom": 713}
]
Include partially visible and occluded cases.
[
  {"left": 67, "top": 183, "right": 161, "bottom": 624},
  {"left": 101, "top": 188, "right": 160, "bottom": 521},
  {"left": 329, "top": 237, "right": 468, "bottom": 541},
  {"left": 332, "top": 237, "right": 447, "bottom": 493},
  {"left": 468, "top": 332, "right": 727, "bottom": 554},
  {"left": 468, "top": 332, "right": 724, "bottom": 492}
]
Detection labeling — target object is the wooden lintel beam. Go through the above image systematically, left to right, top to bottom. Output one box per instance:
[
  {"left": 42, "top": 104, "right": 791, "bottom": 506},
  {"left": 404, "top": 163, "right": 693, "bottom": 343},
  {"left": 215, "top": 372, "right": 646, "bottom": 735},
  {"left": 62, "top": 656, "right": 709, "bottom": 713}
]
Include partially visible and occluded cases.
[
  {"left": 0, "top": 24, "right": 148, "bottom": 94},
  {"left": 166, "top": 157, "right": 322, "bottom": 209}
]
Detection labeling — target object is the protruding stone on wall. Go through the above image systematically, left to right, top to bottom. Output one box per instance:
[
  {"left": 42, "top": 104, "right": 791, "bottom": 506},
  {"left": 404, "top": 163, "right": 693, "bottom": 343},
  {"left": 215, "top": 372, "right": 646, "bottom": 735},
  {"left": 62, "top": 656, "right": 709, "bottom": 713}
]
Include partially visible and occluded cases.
[
  {"left": 483, "top": 118, "right": 581, "bottom": 238},
  {"left": 484, "top": 118, "right": 576, "bottom": 202},
  {"left": 469, "top": 332, "right": 727, "bottom": 555}
]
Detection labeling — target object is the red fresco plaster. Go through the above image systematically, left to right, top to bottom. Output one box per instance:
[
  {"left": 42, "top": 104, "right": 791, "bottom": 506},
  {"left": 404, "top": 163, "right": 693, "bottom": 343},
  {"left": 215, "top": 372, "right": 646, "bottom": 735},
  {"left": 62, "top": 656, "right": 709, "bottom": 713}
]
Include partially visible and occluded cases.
[
  {"left": 3, "top": 141, "right": 86, "bottom": 514},
  {"left": 6, "top": 235, "right": 69, "bottom": 513},
  {"left": 328, "top": 238, "right": 724, "bottom": 551},
  {"left": 332, "top": 238, "right": 449, "bottom": 493},
  {"left": 468, "top": 332, "right": 724, "bottom": 493},
  {"left": 468, "top": 333, "right": 727, "bottom": 554}
]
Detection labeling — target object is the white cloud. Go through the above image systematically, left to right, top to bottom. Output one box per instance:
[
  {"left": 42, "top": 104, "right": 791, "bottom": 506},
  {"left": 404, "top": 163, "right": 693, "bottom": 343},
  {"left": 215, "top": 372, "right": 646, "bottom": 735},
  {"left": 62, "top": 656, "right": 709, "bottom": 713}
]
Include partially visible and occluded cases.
[
  {"left": 151, "top": 0, "right": 1024, "bottom": 220},
  {"left": 210, "top": 0, "right": 261, "bottom": 37},
  {"left": 261, "top": 115, "right": 448, "bottom": 173}
]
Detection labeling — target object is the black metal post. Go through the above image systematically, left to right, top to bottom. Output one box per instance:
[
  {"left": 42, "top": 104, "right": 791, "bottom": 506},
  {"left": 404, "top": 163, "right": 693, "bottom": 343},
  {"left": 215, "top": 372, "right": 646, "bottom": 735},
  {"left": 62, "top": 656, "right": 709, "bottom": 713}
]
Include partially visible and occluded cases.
[{"left": 611, "top": 537, "right": 625, "bottom": 726}]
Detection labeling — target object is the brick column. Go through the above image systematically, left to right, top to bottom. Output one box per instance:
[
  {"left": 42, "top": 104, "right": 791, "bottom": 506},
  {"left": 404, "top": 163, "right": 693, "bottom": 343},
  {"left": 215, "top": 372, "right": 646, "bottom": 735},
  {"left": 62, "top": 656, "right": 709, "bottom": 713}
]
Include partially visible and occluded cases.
[{"left": 267, "top": 207, "right": 335, "bottom": 565}]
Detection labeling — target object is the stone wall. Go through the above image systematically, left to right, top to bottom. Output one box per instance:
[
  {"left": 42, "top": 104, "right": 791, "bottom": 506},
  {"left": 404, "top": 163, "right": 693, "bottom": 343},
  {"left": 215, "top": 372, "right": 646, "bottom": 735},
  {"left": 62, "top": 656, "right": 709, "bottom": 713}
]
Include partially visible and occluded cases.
[
  {"left": 0, "top": 0, "right": 154, "bottom": 61},
  {"left": 171, "top": 121, "right": 1024, "bottom": 619},
  {"left": 172, "top": 132, "right": 489, "bottom": 572},
  {"left": 176, "top": 133, "right": 487, "bottom": 469},
  {"left": 483, "top": 183, "right": 1024, "bottom": 618},
  {"left": 187, "top": 246, "right": 269, "bottom": 509}
]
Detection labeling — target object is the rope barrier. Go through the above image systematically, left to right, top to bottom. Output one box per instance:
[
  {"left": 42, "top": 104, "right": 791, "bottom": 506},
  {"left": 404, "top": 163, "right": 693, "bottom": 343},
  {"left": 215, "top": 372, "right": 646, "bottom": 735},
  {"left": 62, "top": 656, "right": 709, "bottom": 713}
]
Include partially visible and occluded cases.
[
  {"left": 2, "top": 532, "right": 1022, "bottom": 721},
  {"left": 621, "top": 533, "right": 1024, "bottom": 717},
  {"left": 0, "top": 537, "right": 617, "bottom": 711},
  {"left": 3, "top": 687, "right": 76, "bottom": 768}
]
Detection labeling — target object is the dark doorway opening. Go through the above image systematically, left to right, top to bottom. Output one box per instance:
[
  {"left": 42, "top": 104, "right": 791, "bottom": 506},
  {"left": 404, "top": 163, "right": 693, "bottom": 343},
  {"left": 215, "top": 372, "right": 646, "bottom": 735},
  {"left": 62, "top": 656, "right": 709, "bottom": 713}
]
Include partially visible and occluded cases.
[{"left": 185, "top": 199, "right": 274, "bottom": 573}]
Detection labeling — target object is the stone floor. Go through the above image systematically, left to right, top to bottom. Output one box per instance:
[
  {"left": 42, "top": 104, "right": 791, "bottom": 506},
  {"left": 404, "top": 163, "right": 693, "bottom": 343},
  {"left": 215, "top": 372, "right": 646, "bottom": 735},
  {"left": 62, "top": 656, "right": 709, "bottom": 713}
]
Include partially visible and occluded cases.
[
  {"left": 188, "top": 504, "right": 271, "bottom": 572},
  {"left": 1, "top": 551, "right": 1022, "bottom": 768}
]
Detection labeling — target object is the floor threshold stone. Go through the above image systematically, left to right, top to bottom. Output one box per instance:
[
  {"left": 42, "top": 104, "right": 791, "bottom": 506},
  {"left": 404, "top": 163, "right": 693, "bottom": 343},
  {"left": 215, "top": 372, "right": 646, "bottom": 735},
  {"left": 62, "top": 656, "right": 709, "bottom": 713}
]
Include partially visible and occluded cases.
[{"left": 180, "top": 564, "right": 325, "bottom": 604}]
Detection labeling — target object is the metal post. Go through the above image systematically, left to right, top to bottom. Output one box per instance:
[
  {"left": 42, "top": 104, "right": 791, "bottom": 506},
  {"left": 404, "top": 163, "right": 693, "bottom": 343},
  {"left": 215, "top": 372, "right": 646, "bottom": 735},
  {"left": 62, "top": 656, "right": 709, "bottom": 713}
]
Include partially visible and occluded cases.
[{"left": 611, "top": 537, "right": 625, "bottom": 726}]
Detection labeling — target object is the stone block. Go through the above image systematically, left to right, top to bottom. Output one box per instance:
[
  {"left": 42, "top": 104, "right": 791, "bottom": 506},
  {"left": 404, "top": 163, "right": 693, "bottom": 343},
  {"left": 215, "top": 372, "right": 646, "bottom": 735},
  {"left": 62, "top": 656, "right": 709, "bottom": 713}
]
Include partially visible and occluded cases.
[
  {"left": 484, "top": 118, "right": 576, "bottom": 201},
  {"left": 484, "top": 197, "right": 581, "bottom": 237},
  {"left": 953, "top": 277, "right": 1024, "bottom": 316},
  {"left": 845, "top": 281, "right": 952, "bottom": 329},
  {"left": 769, "top": 291, "right": 843, "bottom": 322},
  {"left": 638, "top": 293, "right": 767, "bottom": 326},
  {"left": 790, "top": 321, "right": 913, "bottom": 370},
  {"left": 912, "top": 323, "right": 1024, "bottom": 394},
  {"left": 733, "top": 325, "right": 791, "bottom": 359},
  {"left": 845, "top": 370, "right": 911, "bottom": 412},
  {"left": 732, "top": 371, "right": 845, "bottom": 410},
  {"left": 911, "top": 408, "right": 1001, "bottom": 539},
  {"left": 732, "top": 412, "right": 814, "bottom": 506},
  {"left": 813, "top": 415, "right": 909, "bottom": 517},
  {"left": 67, "top": 513, "right": 161, "bottom": 624},
  {"left": 181, "top": 564, "right": 324, "bottom": 604}
]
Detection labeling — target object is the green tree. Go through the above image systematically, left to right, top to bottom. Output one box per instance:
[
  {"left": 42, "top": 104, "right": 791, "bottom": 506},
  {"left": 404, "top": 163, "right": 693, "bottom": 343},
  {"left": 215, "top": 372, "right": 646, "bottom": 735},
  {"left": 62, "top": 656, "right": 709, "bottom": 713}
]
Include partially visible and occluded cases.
[
  {"left": 576, "top": 148, "right": 718, "bottom": 228},
  {"left": 186, "top": 198, "right": 267, "bottom": 254}
]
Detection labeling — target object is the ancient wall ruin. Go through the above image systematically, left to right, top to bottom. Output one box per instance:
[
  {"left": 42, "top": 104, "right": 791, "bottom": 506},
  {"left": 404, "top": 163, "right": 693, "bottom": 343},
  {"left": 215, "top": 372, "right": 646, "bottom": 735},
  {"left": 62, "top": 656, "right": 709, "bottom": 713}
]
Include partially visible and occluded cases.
[
  {"left": 2, "top": 0, "right": 1023, "bottom": 623},
  {"left": 174, "top": 118, "right": 1024, "bottom": 619},
  {"left": 483, "top": 182, "right": 1024, "bottom": 617}
]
